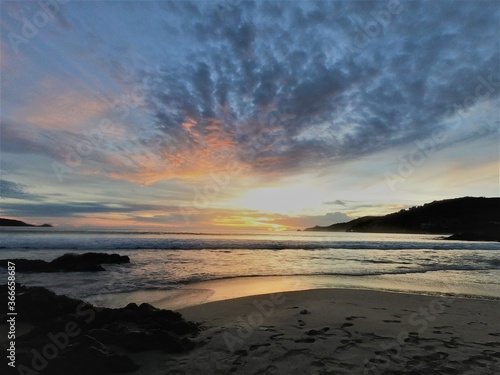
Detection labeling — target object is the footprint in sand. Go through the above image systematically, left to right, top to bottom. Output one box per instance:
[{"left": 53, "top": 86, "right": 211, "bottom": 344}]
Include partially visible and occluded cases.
[
  {"left": 345, "top": 315, "right": 366, "bottom": 321},
  {"left": 298, "top": 319, "right": 306, "bottom": 327},
  {"left": 467, "top": 321, "right": 488, "bottom": 326},
  {"left": 257, "top": 326, "right": 277, "bottom": 332},
  {"left": 306, "top": 327, "right": 330, "bottom": 336},
  {"left": 402, "top": 332, "right": 419, "bottom": 344},
  {"left": 270, "top": 333, "right": 285, "bottom": 340},
  {"left": 294, "top": 337, "right": 315, "bottom": 343},
  {"left": 443, "top": 339, "right": 459, "bottom": 348},
  {"left": 249, "top": 343, "right": 271, "bottom": 351},
  {"left": 482, "top": 349, "right": 500, "bottom": 358},
  {"left": 429, "top": 352, "right": 449, "bottom": 361}
]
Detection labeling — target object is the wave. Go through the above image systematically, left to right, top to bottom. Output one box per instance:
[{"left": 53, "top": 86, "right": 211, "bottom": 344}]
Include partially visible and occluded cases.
[
  {"left": 2, "top": 231, "right": 500, "bottom": 252},
  {"left": 0, "top": 236, "right": 500, "bottom": 251},
  {"left": 2, "top": 240, "right": 500, "bottom": 251},
  {"left": 56, "top": 265, "right": 500, "bottom": 297}
]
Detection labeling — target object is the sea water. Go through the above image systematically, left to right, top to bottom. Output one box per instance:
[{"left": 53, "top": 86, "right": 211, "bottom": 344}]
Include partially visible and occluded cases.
[{"left": 1, "top": 229, "right": 499, "bottom": 304}]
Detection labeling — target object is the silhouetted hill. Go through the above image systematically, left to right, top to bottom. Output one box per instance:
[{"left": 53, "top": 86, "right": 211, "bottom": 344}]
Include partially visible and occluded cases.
[
  {"left": 305, "top": 197, "right": 500, "bottom": 241},
  {"left": 0, "top": 218, "right": 52, "bottom": 227}
]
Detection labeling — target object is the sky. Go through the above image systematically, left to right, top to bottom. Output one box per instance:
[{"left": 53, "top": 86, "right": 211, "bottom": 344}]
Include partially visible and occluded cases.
[{"left": 0, "top": 0, "right": 499, "bottom": 231}]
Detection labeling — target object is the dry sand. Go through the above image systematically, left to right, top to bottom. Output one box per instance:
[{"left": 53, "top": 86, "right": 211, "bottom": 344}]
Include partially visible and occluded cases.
[{"left": 130, "top": 288, "right": 500, "bottom": 375}]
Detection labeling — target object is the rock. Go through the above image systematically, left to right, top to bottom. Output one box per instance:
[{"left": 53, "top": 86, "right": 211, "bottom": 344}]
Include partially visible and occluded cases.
[
  {"left": 445, "top": 230, "right": 500, "bottom": 242},
  {"left": 0, "top": 252, "right": 130, "bottom": 273},
  {"left": 51, "top": 252, "right": 130, "bottom": 266},
  {"left": 0, "top": 284, "right": 199, "bottom": 374},
  {"left": 3, "top": 284, "right": 86, "bottom": 322},
  {"left": 300, "top": 309, "right": 311, "bottom": 315},
  {"left": 15, "top": 334, "right": 139, "bottom": 375},
  {"left": 69, "top": 336, "right": 139, "bottom": 374}
]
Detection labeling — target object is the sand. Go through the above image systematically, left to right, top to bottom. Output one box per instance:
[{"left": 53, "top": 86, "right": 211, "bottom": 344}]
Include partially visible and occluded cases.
[{"left": 129, "top": 288, "right": 500, "bottom": 375}]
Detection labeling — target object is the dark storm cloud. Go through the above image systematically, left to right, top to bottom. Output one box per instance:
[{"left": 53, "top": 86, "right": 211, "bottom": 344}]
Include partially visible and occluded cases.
[
  {"left": 2, "top": 0, "right": 498, "bottom": 182},
  {"left": 133, "top": 0, "right": 499, "bottom": 176},
  {"left": 0, "top": 120, "right": 62, "bottom": 159},
  {"left": 325, "top": 200, "right": 346, "bottom": 207},
  {"left": 0, "top": 201, "right": 180, "bottom": 218}
]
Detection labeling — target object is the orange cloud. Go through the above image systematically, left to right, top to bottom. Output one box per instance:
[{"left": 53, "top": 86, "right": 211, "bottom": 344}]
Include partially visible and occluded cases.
[{"left": 106, "top": 117, "right": 248, "bottom": 184}]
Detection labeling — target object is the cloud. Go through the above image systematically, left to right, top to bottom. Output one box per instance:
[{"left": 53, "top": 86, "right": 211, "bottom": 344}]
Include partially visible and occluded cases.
[
  {"left": 0, "top": 0, "right": 498, "bottom": 205},
  {"left": 126, "top": 0, "right": 499, "bottom": 182},
  {"left": 12, "top": 87, "right": 109, "bottom": 131},
  {"left": 0, "top": 180, "right": 43, "bottom": 201},
  {"left": 325, "top": 200, "right": 346, "bottom": 206},
  {"left": 0, "top": 201, "right": 180, "bottom": 218},
  {"left": 275, "top": 212, "right": 353, "bottom": 228}
]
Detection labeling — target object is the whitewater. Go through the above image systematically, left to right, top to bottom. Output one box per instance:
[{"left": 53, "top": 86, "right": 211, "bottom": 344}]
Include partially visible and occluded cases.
[{"left": 1, "top": 229, "right": 499, "bottom": 301}]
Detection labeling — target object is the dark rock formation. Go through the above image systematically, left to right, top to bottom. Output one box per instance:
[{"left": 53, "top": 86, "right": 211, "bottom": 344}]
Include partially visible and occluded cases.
[
  {"left": 0, "top": 218, "right": 52, "bottom": 227},
  {"left": 445, "top": 230, "right": 500, "bottom": 242},
  {"left": 0, "top": 252, "right": 130, "bottom": 273},
  {"left": 0, "top": 284, "right": 199, "bottom": 374}
]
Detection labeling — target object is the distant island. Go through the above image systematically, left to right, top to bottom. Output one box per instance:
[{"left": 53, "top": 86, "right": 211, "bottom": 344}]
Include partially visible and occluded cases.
[
  {"left": 305, "top": 197, "right": 500, "bottom": 242},
  {"left": 0, "top": 218, "right": 53, "bottom": 227}
]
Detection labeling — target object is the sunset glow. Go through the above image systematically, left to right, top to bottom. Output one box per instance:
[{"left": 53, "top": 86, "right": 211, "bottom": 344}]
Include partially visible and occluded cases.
[{"left": 0, "top": 1, "right": 498, "bottom": 231}]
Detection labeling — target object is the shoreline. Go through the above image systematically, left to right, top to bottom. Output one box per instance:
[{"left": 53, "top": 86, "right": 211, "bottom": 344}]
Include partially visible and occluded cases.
[{"left": 85, "top": 274, "right": 500, "bottom": 311}]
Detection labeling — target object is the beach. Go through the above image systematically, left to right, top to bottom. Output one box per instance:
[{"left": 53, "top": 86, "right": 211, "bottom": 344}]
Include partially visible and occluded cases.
[
  {"left": 1, "top": 230, "right": 500, "bottom": 374},
  {"left": 130, "top": 287, "right": 500, "bottom": 375}
]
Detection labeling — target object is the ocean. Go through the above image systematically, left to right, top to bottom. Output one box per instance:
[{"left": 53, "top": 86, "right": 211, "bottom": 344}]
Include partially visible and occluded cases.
[{"left": 1, "top": 229, "right": 499, "bottom": 307}]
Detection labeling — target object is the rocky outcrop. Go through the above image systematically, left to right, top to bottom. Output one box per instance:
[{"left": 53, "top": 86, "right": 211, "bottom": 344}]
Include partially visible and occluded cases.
[
  {"left": 0, "top": 218, "right": 52, "bottom": 227},
  {"left": 445, "top": 230, "right": 500, "bottom": 242},
  {"left": 0, "top": 252, "right": 130, "bottom": 273},
  {"left": 0, "top": 284, "right": 199, "bottom": 374}
]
